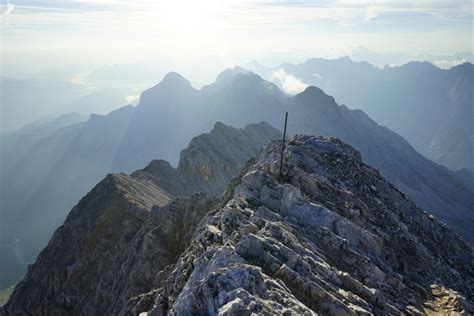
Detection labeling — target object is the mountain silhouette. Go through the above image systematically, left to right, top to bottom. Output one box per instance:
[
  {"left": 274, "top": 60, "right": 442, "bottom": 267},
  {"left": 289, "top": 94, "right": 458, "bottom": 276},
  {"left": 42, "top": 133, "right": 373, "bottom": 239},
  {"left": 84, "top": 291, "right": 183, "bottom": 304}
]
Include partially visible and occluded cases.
[{"left": 1, "top": 69, "right": 473, "bottom": 288}]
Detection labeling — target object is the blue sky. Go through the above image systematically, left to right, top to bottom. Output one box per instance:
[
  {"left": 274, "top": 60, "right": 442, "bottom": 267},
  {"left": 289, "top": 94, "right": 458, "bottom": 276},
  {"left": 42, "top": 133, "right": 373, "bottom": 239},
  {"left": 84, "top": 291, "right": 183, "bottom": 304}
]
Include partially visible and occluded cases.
[{"left": 1, "top": 0, "right": 473, "bottom": 83}]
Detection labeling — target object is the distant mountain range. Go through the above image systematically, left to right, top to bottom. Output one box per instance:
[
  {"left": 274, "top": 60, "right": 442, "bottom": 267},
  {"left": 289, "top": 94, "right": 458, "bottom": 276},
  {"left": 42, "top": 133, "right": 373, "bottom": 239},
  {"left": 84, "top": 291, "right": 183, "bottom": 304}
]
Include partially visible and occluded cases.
[
  {"left": 247, "top": 58, "right": 473, "bottom": 172},
  {"left": 1, "top": 68, "right": 473, "bottom": 288},
  {"left": 0, "top": 77, "right": 129, "bottom": 133}
]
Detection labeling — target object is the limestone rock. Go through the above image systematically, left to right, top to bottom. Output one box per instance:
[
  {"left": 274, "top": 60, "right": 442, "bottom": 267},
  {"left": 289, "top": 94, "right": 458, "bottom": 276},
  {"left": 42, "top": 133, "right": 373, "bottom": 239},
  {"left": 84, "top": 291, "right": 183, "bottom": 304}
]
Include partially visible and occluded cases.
[
  {"left": 3, "top": 122, "right": 279, "bottom": 315},
  {"left": 4, "top": 135, "right": 473, "bottom": 315},
  {"left": 137, "top": 135, "right": 474, "bottom": 315}
]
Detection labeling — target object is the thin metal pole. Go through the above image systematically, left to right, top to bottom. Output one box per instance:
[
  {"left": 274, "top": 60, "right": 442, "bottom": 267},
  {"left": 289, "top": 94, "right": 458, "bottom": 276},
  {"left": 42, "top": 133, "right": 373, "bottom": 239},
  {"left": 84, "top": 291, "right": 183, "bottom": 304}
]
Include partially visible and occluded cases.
[{"left": 279, "top": 112, "right": 288, "bottom": 182}]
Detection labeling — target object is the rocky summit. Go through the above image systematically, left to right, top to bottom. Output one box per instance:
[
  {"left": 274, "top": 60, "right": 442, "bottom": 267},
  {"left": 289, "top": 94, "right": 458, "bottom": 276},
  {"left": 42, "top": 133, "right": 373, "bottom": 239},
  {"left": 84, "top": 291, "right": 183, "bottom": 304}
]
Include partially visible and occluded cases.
[
  {"left": 4, "top": 135, "right": 473, "bottom": 315},
  {"left": 128, "top": 135, "right": 473, "bottom": 315}
]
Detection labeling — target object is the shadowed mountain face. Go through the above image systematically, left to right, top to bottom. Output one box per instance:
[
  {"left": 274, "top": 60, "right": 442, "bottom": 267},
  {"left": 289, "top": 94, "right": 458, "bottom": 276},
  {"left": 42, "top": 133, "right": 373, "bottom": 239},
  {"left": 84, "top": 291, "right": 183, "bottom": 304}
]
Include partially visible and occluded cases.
[
  {"left": 252, "top": 58, "right": 473, "bottom": 172},
  {"left": 0, "top": 68, "right": 473, "bottom": 288},
  {"left": 0, "top": 77, "right": 127, "bottom": 134},
  {"left": 288, "top": 86, "right": 474, "bottom": 243},
  {"left": 0, "top": 119, "right": 280, "bottom": 287},
  {"left": 3, "top": 121, "right": 281, "bottom": 315},
  {"left": 4, "top": 136, "right": 473, "bottom": 315}
]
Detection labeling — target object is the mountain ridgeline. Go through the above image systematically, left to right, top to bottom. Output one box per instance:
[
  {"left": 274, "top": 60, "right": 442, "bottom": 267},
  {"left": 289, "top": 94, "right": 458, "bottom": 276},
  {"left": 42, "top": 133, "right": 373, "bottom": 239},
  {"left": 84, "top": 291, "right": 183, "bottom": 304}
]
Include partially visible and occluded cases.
[
  {"left": 252, "top": 58, "right": 473, "bottom": 172},
  {"left": 1, "top": 68, "right": 473, "bottom": 288},
  {"left": 4, "top": 134, "right": 473, "bottom": 314}
]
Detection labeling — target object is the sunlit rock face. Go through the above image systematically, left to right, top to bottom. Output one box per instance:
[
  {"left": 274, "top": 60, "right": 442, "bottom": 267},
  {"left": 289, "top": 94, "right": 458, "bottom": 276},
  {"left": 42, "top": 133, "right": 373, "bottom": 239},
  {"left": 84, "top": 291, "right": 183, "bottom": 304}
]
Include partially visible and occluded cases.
[
  {"left": 5, "top": 134, "right": 473, "bottom": 315},
  {"left": 130, "top": 135, "right": 473, "bottom": 315}
]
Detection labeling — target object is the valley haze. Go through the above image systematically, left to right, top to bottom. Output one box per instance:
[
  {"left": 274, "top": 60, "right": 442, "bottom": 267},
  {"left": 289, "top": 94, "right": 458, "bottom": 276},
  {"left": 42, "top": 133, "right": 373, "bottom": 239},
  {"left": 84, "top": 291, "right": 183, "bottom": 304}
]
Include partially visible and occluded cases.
[{"left": 0, "top": 0, "right": 473, "bottom": 314}]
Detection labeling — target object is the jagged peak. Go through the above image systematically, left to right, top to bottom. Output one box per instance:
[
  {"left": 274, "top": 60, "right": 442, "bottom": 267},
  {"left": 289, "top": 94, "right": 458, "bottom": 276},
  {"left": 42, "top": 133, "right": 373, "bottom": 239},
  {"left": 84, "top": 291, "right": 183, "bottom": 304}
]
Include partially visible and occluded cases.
[
  {"left": 339, "top": 55, "right": 353, "bottom": 62},
  {"left": 389, "top": 60, "right": 440, "bottom": 73},
  {"left": 449, "top": 61, "right": 474, "bottom": 73},
  {"left": 215, "top": 66, "right": 250, "bottom": 83},
  {"left": 201, "top": 67, "right": 282, "bottom": 97},
  {"left": 207, "top": 68, "right": 263, "bottom": 88},
  {"left": 233, "top": 70, "right": 264, "bottom": 82},
  {"left": 139, "top": 71, "right": 195, "bottom": 104},
  {"left": 161, "top": 71, "right": 192, "bottom": 86},
  {"left": 230, "top": 71, "right": 283, "bottom": 96},
  {"left": 294, "top": 85, "right": 336, "bottom": 105},
  {"left": 207, "top": 121, "right": 279, "bottom": 140},
  {"left": 210, "top": 121, "right": 233, "bottom": 133},
  {"left": 244, "top": 121, "right": 276, "bottom": 131},
  {"left": 140, "top": 159, "right": 175, "bottom": 175}
]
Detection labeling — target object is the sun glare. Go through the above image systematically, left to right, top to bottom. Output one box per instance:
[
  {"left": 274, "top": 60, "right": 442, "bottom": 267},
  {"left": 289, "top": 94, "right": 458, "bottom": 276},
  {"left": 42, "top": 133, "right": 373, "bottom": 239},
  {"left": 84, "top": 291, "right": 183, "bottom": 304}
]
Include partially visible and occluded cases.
[{"left": 157, "top": 0, "right": 222, "bottom": 32}]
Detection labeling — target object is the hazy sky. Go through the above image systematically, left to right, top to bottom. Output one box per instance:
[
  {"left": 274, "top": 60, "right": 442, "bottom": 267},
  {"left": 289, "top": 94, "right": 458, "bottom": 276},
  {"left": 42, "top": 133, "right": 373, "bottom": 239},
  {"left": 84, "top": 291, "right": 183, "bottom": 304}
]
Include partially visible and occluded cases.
[{"left": 1, "top": 0, "right": 473, "bottom": 84}]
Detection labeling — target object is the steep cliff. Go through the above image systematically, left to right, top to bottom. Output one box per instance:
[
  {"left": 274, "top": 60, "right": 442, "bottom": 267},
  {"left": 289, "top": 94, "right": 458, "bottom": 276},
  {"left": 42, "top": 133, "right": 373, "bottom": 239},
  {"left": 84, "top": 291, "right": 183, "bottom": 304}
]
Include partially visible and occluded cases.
[
  {"left": 3, "top": 122, "right": 280, "bottom": 315},
  {"left": 5, "top": 135, "right": 472, "bottom": 315},
  {"left": 129, "top": 135, "right": 473, "bottom": 315}
]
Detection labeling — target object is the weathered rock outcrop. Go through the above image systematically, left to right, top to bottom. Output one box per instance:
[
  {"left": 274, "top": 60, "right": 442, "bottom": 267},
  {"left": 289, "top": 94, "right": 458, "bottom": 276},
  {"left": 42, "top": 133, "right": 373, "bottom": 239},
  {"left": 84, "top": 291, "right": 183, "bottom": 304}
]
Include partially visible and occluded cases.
[
  {"left": 130, "top": 121, "right": 281, "bottom": 199},
  {"left": 2, "top": 122, "right": 280, "bottom": 315},
  {"left": 177, "top": 122, "right": 282, "bottom": 196},
  {"left": 4, "top": 135, "right": 473, "bottom": 315},
  {"left": 133, "top": 136, "right": 473, "bottom": 315},
  {"left": 3, "top": 178, "right": 214, "bottom": 315}
]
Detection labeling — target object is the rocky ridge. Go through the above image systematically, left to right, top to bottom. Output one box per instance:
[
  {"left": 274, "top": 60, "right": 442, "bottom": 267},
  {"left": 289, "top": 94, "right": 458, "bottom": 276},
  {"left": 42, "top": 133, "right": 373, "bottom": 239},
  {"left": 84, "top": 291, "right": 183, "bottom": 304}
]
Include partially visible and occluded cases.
[
  {"left": 254, "top": 58, "right": 474, "bottom": 172},
  {"left": 3, "top": 69, "right": 473, "bottom": 286},
  {"left": 2, "top": 122, "right": 280, "bottom": 315},
  {"left": 6, "top": 134, "right": 472, "bottom": 315},
  {"left": 130, "top": 135, "right": 473, "bottom": 315}
]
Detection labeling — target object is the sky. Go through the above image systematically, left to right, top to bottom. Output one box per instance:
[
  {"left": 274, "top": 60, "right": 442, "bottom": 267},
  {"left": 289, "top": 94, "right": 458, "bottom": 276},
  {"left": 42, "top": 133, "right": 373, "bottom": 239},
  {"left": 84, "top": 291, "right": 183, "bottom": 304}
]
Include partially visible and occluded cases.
[{"left": 1, "top": 0, "right": 473, "bottom": 85}]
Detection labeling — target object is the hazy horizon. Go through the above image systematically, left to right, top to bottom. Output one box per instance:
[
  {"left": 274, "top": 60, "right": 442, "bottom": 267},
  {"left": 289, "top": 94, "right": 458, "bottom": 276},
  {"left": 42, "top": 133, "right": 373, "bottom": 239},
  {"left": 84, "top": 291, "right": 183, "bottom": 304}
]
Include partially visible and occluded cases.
[
  {"left": 1, "top": 0, "right": 473, "bottom": 132},
  {"left": 2, "top": 0, "right": 473, "bottom": 83},
  {"left": 1, "top": 2, "right": 474, "bottom": 310},
  {"left": 2, "top": 55, "right": 474, "bottom": 134}
]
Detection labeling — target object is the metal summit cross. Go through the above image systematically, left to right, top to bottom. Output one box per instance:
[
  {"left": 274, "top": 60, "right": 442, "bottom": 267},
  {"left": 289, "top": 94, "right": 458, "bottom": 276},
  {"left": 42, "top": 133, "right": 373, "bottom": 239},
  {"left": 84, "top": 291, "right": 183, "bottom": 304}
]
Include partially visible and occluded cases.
[{"left": 278, "top": 112, "right": 288, "bottom": 183}]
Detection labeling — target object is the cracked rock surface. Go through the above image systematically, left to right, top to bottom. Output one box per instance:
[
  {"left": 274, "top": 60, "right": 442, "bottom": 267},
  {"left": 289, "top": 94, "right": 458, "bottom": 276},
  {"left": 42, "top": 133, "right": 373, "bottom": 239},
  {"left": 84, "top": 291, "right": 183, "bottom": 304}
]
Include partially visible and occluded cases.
[
  {"left": 2, "top": 122, "right": 279, "bottom": 315},
  {"left": 4, "top": 134, "right": 473, "bottom": 315},
  {"left": 135, "top": 135, "right": 473, "bottom": 315}
]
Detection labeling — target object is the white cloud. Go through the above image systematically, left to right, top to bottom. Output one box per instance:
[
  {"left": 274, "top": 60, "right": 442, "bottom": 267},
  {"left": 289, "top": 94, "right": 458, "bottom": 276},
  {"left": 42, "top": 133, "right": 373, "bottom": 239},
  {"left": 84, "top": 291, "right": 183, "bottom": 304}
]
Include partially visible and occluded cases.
[
  {"left": 433, "top": 59, "right": 467, "bottom": 69},
  {"left": 269, "top": 68, "right": 308, "bottom": 95},
  {"left": 70, "top": 70, "right": 94, "bottom": 87},
  {"left": 126, "top": 93, "right": 140, "bottom": 104}
]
